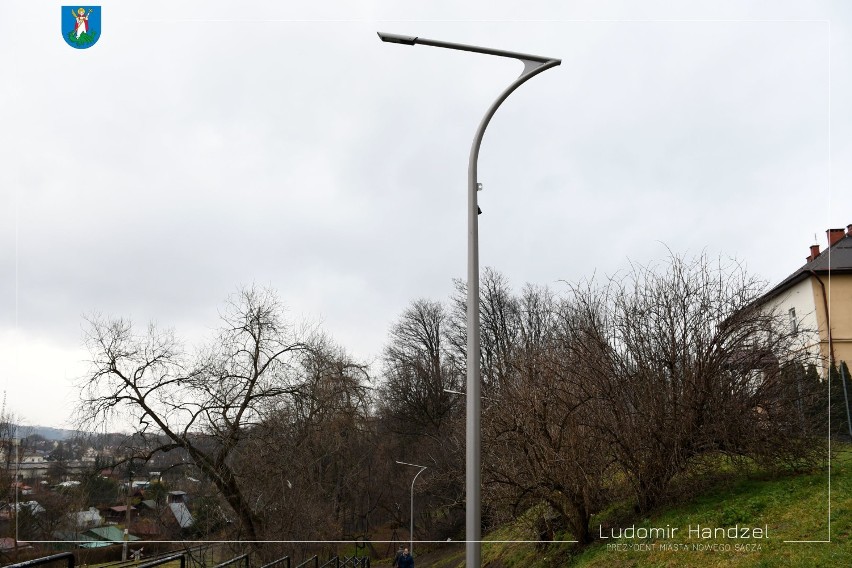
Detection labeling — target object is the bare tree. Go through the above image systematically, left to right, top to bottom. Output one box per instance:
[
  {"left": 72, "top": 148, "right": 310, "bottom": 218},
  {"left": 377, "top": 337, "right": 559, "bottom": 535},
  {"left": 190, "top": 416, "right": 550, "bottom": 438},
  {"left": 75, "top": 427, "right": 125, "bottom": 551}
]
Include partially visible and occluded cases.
[
  {"left": 561, "top": 254, "right": 821, "bottom": 513},
  {"left": 478, "top": 257, "right": 820, "bottom": 542},
  {"left": 448, "top": 269, "right": 521, "bottom": 397},
  {"left": 484, "top": 284, "right": 612, "bottom": 544},
  {"left": 77, "top": 285, "right": 309, "bottom": 542},
  {"left": 379, "top": 298, "right": 467, "bottom": 538},
  {"left": 381, "top": 299, "right": 464, "bottom": 437},
  {"left": 233, "top": 335, "right": 376, "bottom": 546},
  {"left": 0, "top": 411, "right": 21, "bottom": 496}
]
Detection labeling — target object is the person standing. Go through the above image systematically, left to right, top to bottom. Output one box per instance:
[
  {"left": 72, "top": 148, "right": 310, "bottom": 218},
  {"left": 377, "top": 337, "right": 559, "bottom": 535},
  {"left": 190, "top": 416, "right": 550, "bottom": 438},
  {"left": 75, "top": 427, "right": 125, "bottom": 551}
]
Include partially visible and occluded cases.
[{"left": 397, "top": 547, "right": 414, "bottom": 568}]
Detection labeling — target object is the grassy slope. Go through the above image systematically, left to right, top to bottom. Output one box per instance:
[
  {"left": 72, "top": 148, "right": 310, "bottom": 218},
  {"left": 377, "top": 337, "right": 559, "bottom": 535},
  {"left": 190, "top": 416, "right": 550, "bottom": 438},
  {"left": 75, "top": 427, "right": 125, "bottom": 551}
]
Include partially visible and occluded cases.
[{"left": 418, "top": 444, "right": 852, "bottom": 567}]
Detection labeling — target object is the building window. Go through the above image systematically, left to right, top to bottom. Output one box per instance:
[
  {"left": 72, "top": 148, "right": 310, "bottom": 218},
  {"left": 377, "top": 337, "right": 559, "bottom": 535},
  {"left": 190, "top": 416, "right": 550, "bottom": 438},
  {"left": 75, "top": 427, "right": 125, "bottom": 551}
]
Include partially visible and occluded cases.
[{"left": 789, "top": 307, "right": 798, "bottom": 335}]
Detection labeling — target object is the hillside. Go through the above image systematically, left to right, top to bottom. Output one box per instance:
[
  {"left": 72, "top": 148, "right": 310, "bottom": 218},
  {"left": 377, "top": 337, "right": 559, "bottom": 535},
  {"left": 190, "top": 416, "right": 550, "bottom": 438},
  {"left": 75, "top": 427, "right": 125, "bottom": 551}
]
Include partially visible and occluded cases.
[
  {"left": 23, "top": 425, "right": 81, "bottom": 441},
  {"left": 409, "top": 443, "right": 852, "bottom": 567}
]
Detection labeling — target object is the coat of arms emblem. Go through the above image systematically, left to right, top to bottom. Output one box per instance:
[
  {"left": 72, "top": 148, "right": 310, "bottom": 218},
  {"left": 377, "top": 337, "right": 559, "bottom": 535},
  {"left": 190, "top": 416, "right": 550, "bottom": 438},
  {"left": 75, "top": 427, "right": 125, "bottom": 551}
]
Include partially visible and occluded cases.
[{"left": 62, "top": 6, "right": 101, "bottom": 49}]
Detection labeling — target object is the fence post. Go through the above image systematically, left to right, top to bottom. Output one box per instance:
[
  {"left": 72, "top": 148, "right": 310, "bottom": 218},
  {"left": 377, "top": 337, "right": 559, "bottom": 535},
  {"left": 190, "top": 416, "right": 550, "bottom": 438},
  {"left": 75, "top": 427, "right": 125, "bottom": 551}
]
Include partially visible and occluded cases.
[
  {"left": 840, "top": 362, "right": 852, "bottom": 439},
  {"left": 4, "top": 552, "right": 76, "bottom": 568}
]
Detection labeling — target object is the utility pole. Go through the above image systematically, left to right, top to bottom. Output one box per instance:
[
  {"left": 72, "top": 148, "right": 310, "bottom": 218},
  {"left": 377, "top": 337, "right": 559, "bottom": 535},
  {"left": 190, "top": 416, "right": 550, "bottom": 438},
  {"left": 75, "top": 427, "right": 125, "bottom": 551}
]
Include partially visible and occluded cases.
[{"left": 123, "top": 457, "right": 133, "bottom": 561}]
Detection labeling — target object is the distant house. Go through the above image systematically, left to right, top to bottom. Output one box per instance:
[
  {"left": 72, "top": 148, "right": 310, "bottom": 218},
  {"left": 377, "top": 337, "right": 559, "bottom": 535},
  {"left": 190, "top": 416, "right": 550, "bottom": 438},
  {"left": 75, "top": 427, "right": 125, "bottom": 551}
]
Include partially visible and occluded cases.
[
  {"left": 756, "top": 224, "right": 852, "bottom": 375},
  {"left": 82, "top": 448, "right": 100, "bottom": 463},
  {"left": 20, "top": 455, "right": 46, "bottom": 464},
  {"left": 13, "top": 459, "right": 91, "bottom": 482},
  {"left": 12, "top": 462, "right": 50, "bottom": 481},
  {"left": 11, "top": 482, "right": 33, "bottom": 496},
  {"left": 167, "top": 490, "right": 187, "bottom": 503},
  {"left": 166, "top": 491, "right": 194, "bottom": 530},
  {"left": 125, "top": 492, "right": 195, "bottom": 538},
  {"left": 137, "top": 499, "right": 158, "bottom": 513},
  {"left": 0, "top": 501, "right": 45, "bottom": 521},
  {"left": 11, "top": 501, "right": 45, "bottom": 515},
  {"left": 168, "top": 502, "right": 194, "bottom": 529},
  {"left": 103, "top": 504, "right": 135, "bottom": 523},
  {"left": 68, "top": 507, "right": 103, "bottom": 530},
  {"left": 80, "top": 526, "right": 141, "bottom": 548}
]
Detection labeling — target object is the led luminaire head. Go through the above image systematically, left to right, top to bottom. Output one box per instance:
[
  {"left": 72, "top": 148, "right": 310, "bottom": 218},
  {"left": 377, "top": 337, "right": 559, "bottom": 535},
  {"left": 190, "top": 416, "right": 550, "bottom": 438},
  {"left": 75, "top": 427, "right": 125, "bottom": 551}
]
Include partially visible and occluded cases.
[{"left": 377, "top": 32, "right": 417, "bottom": 45}]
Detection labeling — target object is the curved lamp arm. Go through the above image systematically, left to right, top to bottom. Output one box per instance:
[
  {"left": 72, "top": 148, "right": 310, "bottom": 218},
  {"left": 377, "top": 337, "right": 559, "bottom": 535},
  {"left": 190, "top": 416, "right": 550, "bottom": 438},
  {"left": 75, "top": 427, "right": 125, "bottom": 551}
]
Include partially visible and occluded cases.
[{"left": 469, "top": 56, "right": 562, "bottom": 179}]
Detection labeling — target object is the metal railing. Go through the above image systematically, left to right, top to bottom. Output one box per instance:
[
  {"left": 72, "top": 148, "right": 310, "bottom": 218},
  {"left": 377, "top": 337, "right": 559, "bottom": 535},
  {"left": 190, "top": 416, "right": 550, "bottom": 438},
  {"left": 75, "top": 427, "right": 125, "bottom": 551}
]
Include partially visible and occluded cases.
[
  {"left": 96, "top": 544, "right": 209, "bottom": 568},
  {"left": 3, "top": 549, "right": 371, "bottom": 568},
  {"left": 5, "top": 553, "right": 75, "bottom": 568},
  {"left": 137, "top": 553, "right": 187, "bottom": 568},
  {"left": 262, "top": 554, "right": 368, "bottom": 568},
  {"left": 269, "top": 554, "right": 370, "bottom": 568},
  {"left": 213, "top": 555, "right": 249, "bottom": 568},
  {"left": 258, "top": 556, "right": 290, "bottom": 568},
  {"left": 293, "top": 556, "right": 317, "bottom": 568},
  {"left": 317, "top": 557, "right": 369, "bottom": 568}
]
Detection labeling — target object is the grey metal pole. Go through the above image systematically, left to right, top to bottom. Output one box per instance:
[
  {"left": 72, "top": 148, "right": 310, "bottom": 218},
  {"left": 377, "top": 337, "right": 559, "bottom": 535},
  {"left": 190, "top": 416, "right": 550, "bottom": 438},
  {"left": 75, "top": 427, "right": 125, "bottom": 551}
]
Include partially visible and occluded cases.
[
  {"left": 380, "top": 32, "right": 560, "bottom": 567},
  {"left": 396, "top": 461, "right": 427, "bottom": 557}
]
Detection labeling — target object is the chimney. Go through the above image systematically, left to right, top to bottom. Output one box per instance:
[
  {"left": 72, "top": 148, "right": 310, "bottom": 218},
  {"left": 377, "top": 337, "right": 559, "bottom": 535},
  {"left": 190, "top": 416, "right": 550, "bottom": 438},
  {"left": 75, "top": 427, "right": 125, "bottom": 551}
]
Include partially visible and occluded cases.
[
  {"left": 847, "top": 223, "right": 852, "bottom": 236},
  {"left": 827, "top": 228, "right": 845, "bottom": 248},
  {"left": 807, "top": 244, "right": 821, "bottom": 262}
]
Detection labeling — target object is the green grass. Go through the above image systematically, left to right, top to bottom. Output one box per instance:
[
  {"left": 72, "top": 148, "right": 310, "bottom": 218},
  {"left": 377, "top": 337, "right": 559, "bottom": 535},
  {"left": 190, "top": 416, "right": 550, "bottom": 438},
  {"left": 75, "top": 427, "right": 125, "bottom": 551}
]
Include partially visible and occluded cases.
[
  {"left": 425, "top": 444, "right": 852, "bottom": 567},
  {"left": 567, "top": 445, "right": 849, "bottom": 567}
]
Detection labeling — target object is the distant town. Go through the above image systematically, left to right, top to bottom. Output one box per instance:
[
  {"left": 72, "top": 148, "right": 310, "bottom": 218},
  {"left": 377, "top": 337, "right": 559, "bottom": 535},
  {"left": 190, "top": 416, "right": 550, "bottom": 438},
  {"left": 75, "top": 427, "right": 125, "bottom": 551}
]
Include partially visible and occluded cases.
[{"left": 2, "top": 423, "right": 213, "bottom": 560}]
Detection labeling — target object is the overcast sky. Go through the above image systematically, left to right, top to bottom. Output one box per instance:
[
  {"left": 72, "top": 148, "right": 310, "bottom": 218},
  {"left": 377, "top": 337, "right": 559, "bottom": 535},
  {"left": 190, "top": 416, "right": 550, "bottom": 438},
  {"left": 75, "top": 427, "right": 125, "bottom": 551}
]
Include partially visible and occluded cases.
[{"left": 2, "top": 1, "right": 849, "bottom": 429}]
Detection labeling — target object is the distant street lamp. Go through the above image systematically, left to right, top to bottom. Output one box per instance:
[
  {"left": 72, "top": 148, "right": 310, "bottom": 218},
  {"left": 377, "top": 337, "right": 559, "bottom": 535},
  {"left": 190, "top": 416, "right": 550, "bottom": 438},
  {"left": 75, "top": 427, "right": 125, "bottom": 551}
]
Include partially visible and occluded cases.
[
  {"left": 379, "top": 32, "right": 560, "bottom": 567},
  {"left": 443, "top": 388, "right": 495, "bottom": 402},
  {"left": 395, "top": 460, "right": 428, "bottom": 557}
]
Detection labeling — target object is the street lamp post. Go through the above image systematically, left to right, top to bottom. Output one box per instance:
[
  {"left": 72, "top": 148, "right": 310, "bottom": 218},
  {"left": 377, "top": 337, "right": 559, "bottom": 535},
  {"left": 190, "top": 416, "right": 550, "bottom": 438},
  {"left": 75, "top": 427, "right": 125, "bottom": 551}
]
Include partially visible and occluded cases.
[
  {"left": 379, "top": 32, "right": 560, "bottom": 567},
  {"left": 395, "top": 460, "right": 428, "bottom": 558}
]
